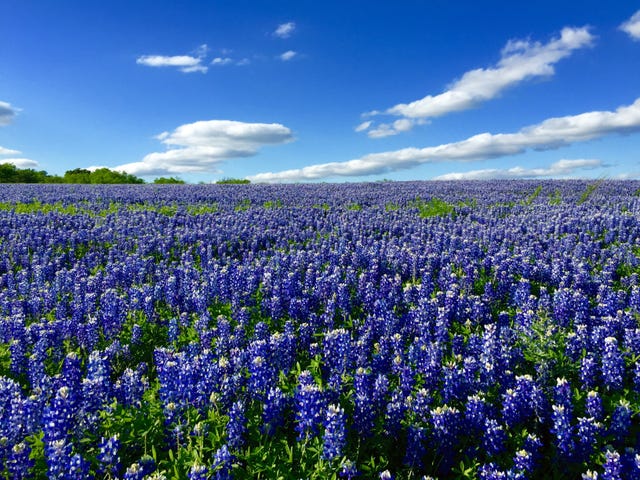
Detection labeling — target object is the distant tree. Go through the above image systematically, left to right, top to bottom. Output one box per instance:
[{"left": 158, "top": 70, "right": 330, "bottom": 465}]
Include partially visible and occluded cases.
[
  {"left": 0, "top": 163, "right": 54, "bottom": 183},
  {"left": 0, "top": 164, "right": 144, "bottom": 184},
  {"left": 62, "top": 168, "right": 144, "bottom": 184},
  {"left": 64, "top": 168, "right": 93, "bottom": 184},
  {"left": 88, "top": 168, "right": 145, "bottom": 184},
  {"left": 153, "top": 176, "right": 186, "bottom": 184},
  {"left": 216, "top": 178, "right": 251, "bottom": 184}
]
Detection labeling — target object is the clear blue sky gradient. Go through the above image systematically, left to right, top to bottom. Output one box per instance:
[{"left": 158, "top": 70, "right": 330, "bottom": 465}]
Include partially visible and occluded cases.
[{"left": 1, "top": 1, "right": 639, "bottom": 182}]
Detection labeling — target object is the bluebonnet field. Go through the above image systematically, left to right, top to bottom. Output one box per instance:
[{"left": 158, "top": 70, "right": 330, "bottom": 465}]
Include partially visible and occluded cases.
[{"left": 0, "top": 180, "right": 639, "bottom": 479}]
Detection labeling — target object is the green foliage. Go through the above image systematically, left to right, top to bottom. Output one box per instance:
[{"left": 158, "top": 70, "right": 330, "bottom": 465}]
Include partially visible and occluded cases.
[
  {"left": 0, "top": 162, "right": 60, "bottom": 183},
  {"left": 0, "top": 164, "right": 145, "bottom": 184},
  {"left": 64, "top": 167, "right": 145, "bottom": 184},
  {"left": 153, "top": 176, "right": 186, "bottom": 184},
  {"left": 216, "top": 178, "right": 251, "bottom": 184},
  {"left": 577, "top": 180, "right": 603, "bottom": 204},
  {"left": 521, "top": 185, "right": 543, "bottom": 206},
  {"left": 548, "top": 189, "right": 562, "bottom": 205},
  {"left": 411, "top": 196, "right": 456, "bottom": 218},
  {"left": 235, "top": 198, "right": 252, "bottom": 211},
  {"left": 263, "top": 199, "right": 283, "bottom": 209},
  {"left": 187, "top": 203, "right": 219, "bottom": 215},
  {"left": 346, "top": 203, "right": 362, "bottom": 211}
]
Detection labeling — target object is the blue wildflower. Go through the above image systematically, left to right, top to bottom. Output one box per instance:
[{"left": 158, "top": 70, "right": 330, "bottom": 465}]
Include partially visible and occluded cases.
[{"left": 323, "top": 404, "right": 347, "bottom": 461}]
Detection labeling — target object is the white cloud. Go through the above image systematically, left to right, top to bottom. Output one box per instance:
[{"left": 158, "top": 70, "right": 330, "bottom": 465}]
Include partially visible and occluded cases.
[
  {"left": 620, "top": 10, "right": 640, "bottom": 40},
  {"left": 274, "top": 22, "right": 296, "bottom": 39},
  {"left": 360, "top": 26, "right": 594, "bottom": 137},
  {"left": 136, "top": 44, "right": 209, "bottom": 73},
  {"left": 279, "top": 50, "right": 297, "bottom": 61},
  {"left": 212, "top": 56, "right": 251, "bottom": 66},
  {"left": 212, "top": 57, "right": 233, "bottom": 66},
  {"left": 249, "top": 97, "right": 640, "bottom": 182},
  {"left": 0, "top": 101, "right": 18, "bottom": 126},
  {"left": 117, "top": 120, "right": 293, "bottom": 176},
  {"left": 354, "top": 121, "right": 373, "bottom": 132},
  {"left": 0, "top": 146, "right": 21, "bottom": 155},
  {"left": 0, "top": 158, "right": 39, "bottom": 169},
  {"left": 433, "top": 159, "right": 603, "bottom": 180}
]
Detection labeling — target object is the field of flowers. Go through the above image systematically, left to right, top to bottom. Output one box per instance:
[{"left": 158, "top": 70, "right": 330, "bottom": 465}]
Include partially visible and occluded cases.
[{"left": 0, "top": 180, "right": 639, "bottom": 479}]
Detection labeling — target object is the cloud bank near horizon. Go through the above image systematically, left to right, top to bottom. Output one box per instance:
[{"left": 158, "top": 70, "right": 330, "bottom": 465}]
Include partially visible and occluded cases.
[
  {"left": 359, "top": 26, "right": 595, "bottom": 138},
  {"left": 251, "top": 97, "right": 640, "bottom": 182},
  {"left": 116, "top": 120, "right": 293, "bottom": 176},
  {"left": 433, "top": 158, "right": 604, "bottom": 180}
]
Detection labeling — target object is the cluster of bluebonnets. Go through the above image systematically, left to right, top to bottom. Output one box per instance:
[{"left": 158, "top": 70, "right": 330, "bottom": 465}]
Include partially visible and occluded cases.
[{"left": 0, "top": 180, "right": 639, "bottom": 479}]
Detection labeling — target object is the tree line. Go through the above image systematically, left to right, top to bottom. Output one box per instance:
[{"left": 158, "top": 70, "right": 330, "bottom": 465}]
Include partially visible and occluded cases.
[
  {"left": 0, "top": 164, "right": 182, "bottom": 184},
  {"left": 0, "top": 164, "right": 252, "bottom": 184}
]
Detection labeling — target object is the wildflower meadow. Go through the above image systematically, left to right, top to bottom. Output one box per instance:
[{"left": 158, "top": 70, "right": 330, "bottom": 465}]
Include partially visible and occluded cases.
[{"left": 0, "top": 180, "right": 639, "bottom": 479}]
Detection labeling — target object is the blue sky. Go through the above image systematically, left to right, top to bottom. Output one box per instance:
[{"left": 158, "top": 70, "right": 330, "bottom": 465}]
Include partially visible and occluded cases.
[{"left": 1, "top": 1, "right": 639, "bottom": 183}]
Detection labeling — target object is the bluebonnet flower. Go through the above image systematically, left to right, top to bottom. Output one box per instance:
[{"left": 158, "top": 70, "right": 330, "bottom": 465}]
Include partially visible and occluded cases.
[
  {"left": 131, "top": 323, "right": 143, "bottom": 345},
  {"left": 601, "top": 336, "right": 624, "bottom": 391},
  {"left": 247, "top": 341, "right": 275, "bottom": 399},
  {"left": 580, "top": 354, "right": 599, "bottom": 390},
  {"left": 115, "top": 366, "right": 149, "bottom": 408},
  {"left": 353, "top": 368, "right": 375, "bottom": 437},
  {"left": 294, "top": 371, "right": 325, "bottom": 440},
  {"left": 502, "top": 374, "right": 543, "bottom": 428},
  {"left": 554, "top": 377, "right": 573, "bottom": 409},
  {"left": 42, "top": 386, "right": 76, "bottom": 444},
  {"left": 262, "top": 387, "right": 288, "bottom": 436},
  {"left": 384, "top": 389, "right": 407, "bottom": 438},
  {"left": 586, "top": 390, "right": 603, "bottom": 421},
  {"left": 465, "top": 394, "right": 490, "bottom": 434},
  {"left": 608, "top": 400, "right": 631, "bottom": 444},
  {"left": 226, "top": 401, "right": 246, "bottom": 451},
  {"left": 323, "top": 404, "right": 347, "bottom": 461},
  {"left": 430, "top": 404, "right": 461, "bottom": 469},
  {"left": 551, "top": 404, "right": 574, "bottom": 459},
  {"left": 576, "top": 416, "right": 602, "bottom": 462},
  {"left": 482, "top": 418, "right": 507, "bottom": 456},
  {"left": 404, "top": 425, "right": 427, "bottom": 469},
  {"left": 98, "top": 435, "right": 121, "bottom": 477},
  {"left": 45, "top": 439, "right": 72, "bottom": 480},
  {"left": 7, "top": 442, "right": 33, "bottom": 480},
  {"left": 212, "top": 444, "right": 233, "bottom": 480},
  {"left": 512, "top": 449, "right": 533, "bottom": 475},
  {"left": 602, "top": 449, "right": 622, "bottom": 480},
  {"left": 68, "top": 453, "right": 91, "bottom": 479},
  {"left": 339, "top": 459, "right": 359, "bottom": 479},
  {"left": 123, "top": 461, "right": 147, "bottom": 480},
  {"left": 189, "top": 463, "right": 210, "bottom": 480},
  {"left": 478, "top": 463, "right": 506, "bottom": 479},
  {"left": 379, "top": 470, "right": 393, "bottom": 480}
]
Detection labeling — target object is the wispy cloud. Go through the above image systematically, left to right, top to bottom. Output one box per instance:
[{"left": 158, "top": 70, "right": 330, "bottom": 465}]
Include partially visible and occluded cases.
[
  {"left": 620, "top": 10, "right": 640, "bottom": 40},
  {"left": 274, "top": 22, "right": 296, "bottom": 39},
  {"left": 359, "top": 26, "right": 595, "bottom": 137},
  {"left": 136, "top": 44, "right": 209, "bottom": 73},
  {"left": 279, "top": 50, "right": 297, "bottom": 61},
  {"left": 211, "top": 56, "right": 251, "bottom": 66},
  {"left": 211, "top": 57, "right": 233, "bottom": 66},
  {"left": 249, "top": 97, "right": 640, "bottom": 182},
  {"left": 0, "top": 101, "right": 18, "bottom": 126},
  {"left": 116, "top": 120, "right": 293, "bottom": 176},
  {"left": 0, "top": 146, "right": 21, "bottom": 155},
  {"left": 0, "top": 158, "right": 39, "bottom": 169},
  {"left": 434, "top": 159, "right": 603, "bottom": 180}
]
